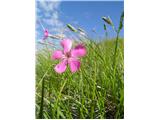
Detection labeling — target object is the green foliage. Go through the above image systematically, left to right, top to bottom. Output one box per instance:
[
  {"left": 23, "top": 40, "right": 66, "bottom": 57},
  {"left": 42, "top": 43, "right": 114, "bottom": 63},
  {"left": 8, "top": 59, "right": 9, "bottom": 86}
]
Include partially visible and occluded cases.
[{"left": 36, "top": 38, "right": 124, "bottom": 119}]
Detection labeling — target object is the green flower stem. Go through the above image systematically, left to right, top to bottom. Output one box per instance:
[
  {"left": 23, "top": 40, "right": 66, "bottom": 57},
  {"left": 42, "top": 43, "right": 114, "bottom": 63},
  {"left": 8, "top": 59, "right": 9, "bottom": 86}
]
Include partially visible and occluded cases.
[
  {"left": 113, "top": 31, "right": 120, "bottom": 74},
  {"left": 38, "top": 65, "right": 52, "bottom": 119},
  {"left": 38, "top": 74, "right": 45, "bottom": 119}
]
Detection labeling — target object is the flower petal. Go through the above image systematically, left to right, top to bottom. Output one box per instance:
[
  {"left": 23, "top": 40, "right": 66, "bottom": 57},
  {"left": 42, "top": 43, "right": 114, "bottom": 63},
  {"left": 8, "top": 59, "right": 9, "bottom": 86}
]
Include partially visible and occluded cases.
[
  {"left": 61, "top": 39, "right": 72, "bottom": 53},
  {"left": 71, "top": 44, "right": 86, "bottom": 57},
  {"left": 52, "top": 50, "right": 64, "bottom": 60},
  {"left": 68, "top": 59, "right": 80, "bottom": 73},
  {"left": 54, "top": 60, "right": 67, "bottom": 74}
]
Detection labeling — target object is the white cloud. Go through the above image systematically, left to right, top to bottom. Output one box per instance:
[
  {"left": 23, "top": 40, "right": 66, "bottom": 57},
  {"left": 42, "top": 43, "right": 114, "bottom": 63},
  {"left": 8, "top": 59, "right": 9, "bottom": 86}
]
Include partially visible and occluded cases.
[
  {"left": 36, "top": 1, "right": 65, "bottom": 35},
  {"left": 36, "top": 1, "right": 82, "bottom": 42}
]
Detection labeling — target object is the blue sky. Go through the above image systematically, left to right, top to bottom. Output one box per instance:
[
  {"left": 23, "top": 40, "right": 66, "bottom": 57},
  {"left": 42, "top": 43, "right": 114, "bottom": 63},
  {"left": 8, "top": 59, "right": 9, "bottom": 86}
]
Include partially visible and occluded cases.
[{"left": 36, "top": 1, "right": 124, "bottom": 41}]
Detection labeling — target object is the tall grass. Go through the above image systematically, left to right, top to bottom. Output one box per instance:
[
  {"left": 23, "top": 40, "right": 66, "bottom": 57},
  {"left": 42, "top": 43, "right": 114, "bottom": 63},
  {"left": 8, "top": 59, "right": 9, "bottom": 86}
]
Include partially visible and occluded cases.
[{"left": 36, "top": 37, "right": 124, "bottom": 119}]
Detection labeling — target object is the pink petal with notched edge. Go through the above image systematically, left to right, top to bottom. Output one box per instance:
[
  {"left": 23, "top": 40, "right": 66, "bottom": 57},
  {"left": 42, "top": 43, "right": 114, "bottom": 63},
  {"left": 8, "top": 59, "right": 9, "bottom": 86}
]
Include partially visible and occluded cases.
[
  {"left": 61, "top": 39, "right": 72, "bottom": 53},
  {"left": 71, "top": 44, "right": 86, "bottom": 57},
  {"left": 52, "top": 50, "right": 64, "bottom": 60},
  {"left": 54, "top": 59, "right": 67, "bottom": 74},
  {"left": 68, "top": 59, "right": 81, "bottom": 73}
]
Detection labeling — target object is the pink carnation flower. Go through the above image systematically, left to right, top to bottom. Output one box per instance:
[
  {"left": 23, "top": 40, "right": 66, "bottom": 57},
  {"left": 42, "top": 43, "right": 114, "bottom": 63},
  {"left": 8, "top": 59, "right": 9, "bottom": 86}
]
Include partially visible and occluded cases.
[
  {"left": 43, "top": 29, "right": 49, "bottom": 40},
  {"left": 52, "top": 39, "right": 86, "bottom": 73}
]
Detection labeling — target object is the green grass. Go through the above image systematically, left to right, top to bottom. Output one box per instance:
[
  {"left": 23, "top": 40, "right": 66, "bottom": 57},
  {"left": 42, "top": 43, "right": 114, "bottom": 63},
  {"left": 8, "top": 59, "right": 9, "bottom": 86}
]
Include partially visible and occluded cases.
[{"left": 36, "top": 38, "right": 124, "bottom": 119}]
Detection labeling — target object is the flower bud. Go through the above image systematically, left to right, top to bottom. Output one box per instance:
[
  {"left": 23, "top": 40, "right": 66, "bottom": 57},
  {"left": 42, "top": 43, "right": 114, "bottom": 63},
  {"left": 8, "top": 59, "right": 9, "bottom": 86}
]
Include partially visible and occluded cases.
[{"left": 67, "top": 24, "right": 77, "bottom": 32}]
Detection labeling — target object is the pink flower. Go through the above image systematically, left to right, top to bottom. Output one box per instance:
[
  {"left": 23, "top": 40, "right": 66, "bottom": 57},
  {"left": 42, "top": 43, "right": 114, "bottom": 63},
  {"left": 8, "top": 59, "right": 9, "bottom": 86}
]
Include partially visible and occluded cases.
[
  {"left": 43, "top": 29, "right": 49, "bottom": 40},
  {"left": 52, "top": 39, "right": 86, "bottom": 73}
]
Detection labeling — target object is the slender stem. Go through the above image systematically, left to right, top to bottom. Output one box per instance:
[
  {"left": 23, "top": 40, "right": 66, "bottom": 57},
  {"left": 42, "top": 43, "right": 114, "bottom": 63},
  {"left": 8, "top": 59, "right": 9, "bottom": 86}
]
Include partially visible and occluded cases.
[
  {"left": 38, "top": 20, "right": 45, "bottom": 31},
  {"left": 105, "top": 31, "right": 108, "bottom": 40},
  {"left": 112, "top": 31, "right": 120, "bottom": 102},
  {"left": 113, "top": 31, "right": 120, "bottom": 76},
  {"left": 91, "top": 61, "right": 97, "bottom": 118},
  {"left": 36, "top": 65, "right": 53, "bottom": 90},
  {"left": 38, "top": 65, "right": 52, "bottom": 118},
  {"left": 79, "top": 69, "right": 85, "bottom": 118},
  {"left": 49, "top": 75, "right": 53, "bottom": 118},
  {"left": 39, "top": 76, "right": 45, "bottom": 119},
  {"left": 53, "top": 80, "right": 67, "bottom": 117}
]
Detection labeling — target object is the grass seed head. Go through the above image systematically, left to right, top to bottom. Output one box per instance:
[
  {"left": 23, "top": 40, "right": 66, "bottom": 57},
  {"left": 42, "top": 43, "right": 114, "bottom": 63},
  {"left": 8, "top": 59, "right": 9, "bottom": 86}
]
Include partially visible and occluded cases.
[
  {"left": 118, "top": 11, "right": 124, "bottom": 32},
  {"left": 102, "top": 16, "right": 113, "bottom": 26},
  {"left": 67, "top": 24, "right": 77, "bottom": 32}
]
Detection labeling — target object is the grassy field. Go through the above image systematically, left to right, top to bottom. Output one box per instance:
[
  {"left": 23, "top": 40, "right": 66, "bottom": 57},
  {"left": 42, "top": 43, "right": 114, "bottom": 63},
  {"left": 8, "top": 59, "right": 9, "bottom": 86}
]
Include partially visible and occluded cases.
[{"left": 36, "top": 38, "right": 124, "bottom": 119}]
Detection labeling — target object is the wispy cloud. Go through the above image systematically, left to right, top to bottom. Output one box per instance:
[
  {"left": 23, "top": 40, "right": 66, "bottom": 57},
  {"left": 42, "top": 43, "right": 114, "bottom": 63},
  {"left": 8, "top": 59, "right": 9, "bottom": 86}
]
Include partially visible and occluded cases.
[
  {"left": 36, "top": 1, "right": 65, "bottom": 35},
  {"left": 36, "top": 1, "right": 85, "bottom": 42}
]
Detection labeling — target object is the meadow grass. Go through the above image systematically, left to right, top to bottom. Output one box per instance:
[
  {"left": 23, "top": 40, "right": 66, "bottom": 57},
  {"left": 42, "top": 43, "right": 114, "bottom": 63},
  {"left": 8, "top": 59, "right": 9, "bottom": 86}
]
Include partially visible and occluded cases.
[{"left": 36, "top": 38, "right": 124, "bottom": 119}]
